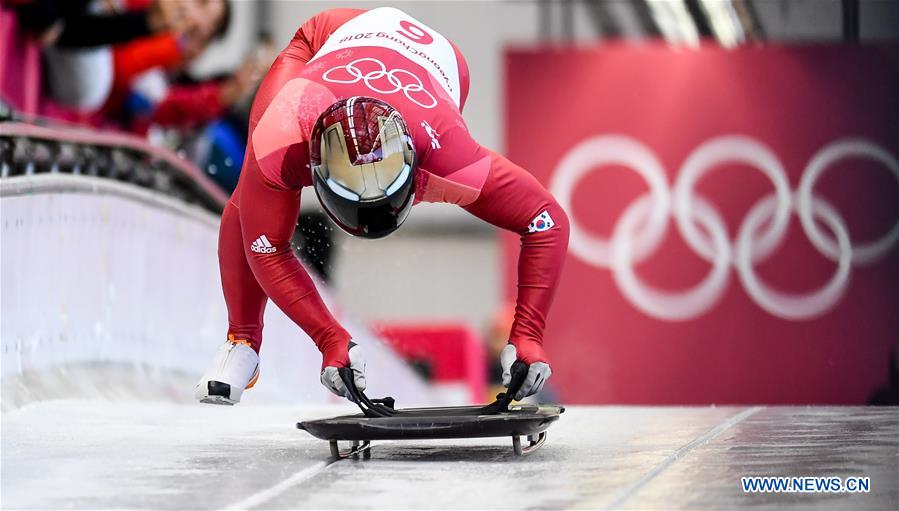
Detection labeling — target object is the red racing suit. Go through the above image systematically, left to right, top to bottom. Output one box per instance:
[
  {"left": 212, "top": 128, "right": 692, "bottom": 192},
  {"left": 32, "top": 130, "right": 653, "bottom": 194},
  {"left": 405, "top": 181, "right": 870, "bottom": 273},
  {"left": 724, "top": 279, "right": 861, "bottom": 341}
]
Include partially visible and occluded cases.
[{"left": 220, "top": 7, "right": 570, "bottom": 370}]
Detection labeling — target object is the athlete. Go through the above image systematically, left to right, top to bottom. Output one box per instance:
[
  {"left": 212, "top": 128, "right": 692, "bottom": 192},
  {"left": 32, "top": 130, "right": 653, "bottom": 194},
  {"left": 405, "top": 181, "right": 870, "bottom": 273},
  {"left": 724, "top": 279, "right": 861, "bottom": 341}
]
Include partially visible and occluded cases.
[{"left": 195, "top": 7, "right": 569, "bottom": 405}]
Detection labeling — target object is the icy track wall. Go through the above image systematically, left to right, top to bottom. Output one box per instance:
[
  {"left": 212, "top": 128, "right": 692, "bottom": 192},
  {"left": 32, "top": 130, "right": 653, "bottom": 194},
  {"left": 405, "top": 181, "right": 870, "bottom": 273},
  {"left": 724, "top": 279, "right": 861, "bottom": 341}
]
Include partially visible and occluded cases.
[{"left": 0, "top": 129, "right": 431, "bottom": 411}]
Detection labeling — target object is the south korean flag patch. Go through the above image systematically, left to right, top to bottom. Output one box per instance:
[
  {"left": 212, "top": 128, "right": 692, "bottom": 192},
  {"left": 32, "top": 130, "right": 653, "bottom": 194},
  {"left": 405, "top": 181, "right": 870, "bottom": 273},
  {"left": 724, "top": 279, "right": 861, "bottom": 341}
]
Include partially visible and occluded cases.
[{"left": 527, "top": 211, "right": 555, "bottom": 233}]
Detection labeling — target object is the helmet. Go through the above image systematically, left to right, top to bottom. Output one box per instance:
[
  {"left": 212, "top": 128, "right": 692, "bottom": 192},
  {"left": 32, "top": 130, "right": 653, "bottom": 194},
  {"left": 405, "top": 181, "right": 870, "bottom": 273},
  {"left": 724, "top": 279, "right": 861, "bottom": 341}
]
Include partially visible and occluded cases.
[{"left": 310, "top": 97, "right": 417, "bottom": 239}]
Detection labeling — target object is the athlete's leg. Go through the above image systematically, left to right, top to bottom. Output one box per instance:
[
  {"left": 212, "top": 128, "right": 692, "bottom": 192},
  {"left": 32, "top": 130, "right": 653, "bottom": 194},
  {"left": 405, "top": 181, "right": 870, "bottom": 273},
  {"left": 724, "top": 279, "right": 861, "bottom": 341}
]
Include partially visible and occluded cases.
[{"left": 218, "top": 193, "right": 268, "bottom": 352}]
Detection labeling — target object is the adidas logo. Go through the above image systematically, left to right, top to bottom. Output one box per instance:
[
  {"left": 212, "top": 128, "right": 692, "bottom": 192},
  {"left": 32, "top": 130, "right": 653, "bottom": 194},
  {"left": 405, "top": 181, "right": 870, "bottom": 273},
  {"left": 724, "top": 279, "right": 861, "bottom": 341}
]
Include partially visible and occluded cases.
[{"left": 250, "top": 235, "right": 276, "bottom": 254}]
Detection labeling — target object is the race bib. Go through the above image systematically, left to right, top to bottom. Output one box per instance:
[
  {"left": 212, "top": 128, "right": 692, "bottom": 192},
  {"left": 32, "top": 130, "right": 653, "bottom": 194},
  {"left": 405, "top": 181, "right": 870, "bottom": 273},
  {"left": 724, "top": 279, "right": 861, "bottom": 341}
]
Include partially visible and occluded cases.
[{"left": 309, "top": 7, "right": 462, "bottom": 107}]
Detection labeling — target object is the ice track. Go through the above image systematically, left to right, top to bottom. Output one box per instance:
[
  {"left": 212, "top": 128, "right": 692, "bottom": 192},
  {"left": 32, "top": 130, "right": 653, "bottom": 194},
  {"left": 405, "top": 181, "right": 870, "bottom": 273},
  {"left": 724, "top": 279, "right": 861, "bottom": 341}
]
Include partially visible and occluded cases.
[{"left": 3, "top": 401, "right": 897, "bottom": 510}]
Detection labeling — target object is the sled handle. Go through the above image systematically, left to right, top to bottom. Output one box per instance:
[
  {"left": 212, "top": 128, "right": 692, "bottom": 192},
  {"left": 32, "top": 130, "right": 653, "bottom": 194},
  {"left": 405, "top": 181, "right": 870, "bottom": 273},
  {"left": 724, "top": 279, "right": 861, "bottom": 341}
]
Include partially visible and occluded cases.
[
  {"left": 339, "top": 360, "right": 529, "bottom": 417},
  {"left": 480, "top": 361, "right": 529, "bottom": 414},
  {"left": 338, "top": 367, "right": 397, "bottom": 418}
]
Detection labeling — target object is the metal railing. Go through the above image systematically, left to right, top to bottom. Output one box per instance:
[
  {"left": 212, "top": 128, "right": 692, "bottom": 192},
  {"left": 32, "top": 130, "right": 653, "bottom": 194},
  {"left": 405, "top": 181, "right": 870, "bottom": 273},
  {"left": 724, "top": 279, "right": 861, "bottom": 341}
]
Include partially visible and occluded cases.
[{"left": 0, "top": 121, "right": 228, "bottom": 214}]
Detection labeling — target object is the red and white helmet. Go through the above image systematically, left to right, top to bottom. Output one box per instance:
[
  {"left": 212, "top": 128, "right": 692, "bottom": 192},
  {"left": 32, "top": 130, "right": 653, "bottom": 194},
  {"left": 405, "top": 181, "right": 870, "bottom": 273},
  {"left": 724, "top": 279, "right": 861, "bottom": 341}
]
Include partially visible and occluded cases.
[{"left": 310, "top": 97, "right": 417, "bottom": 239}]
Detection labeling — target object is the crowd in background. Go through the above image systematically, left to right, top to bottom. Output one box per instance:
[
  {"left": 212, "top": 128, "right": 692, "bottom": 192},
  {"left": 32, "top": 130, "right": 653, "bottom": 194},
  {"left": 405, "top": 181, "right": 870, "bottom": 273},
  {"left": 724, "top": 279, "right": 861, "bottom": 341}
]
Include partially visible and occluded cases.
[{"left": 3, "top": 0, "right": 275, "bottom": 192}]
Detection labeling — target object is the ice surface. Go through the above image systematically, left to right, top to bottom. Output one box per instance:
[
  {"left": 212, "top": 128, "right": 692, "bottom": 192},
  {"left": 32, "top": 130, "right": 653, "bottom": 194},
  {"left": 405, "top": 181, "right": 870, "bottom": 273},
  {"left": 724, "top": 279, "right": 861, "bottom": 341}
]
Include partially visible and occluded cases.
[{"left": 2, "top": 401, "right": 897, "bottom": 510}]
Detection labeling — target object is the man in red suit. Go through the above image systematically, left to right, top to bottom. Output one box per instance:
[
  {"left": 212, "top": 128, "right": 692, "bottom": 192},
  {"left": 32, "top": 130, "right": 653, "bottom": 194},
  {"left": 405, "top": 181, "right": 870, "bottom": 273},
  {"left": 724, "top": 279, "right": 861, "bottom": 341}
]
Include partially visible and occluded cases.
[{"left": 195, "top": 7, "right": 569, "bottom": 405}]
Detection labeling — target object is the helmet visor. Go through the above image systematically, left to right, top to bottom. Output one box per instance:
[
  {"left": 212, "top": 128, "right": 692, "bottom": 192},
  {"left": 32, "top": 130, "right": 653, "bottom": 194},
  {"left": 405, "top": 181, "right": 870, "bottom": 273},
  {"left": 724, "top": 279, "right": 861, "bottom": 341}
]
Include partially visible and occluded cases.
[
  {"left": 312, "top": 108, "right": 416, "bottom": 238},
  {"left": 314, "top": 167, "right": 415, "bottom": 238}
]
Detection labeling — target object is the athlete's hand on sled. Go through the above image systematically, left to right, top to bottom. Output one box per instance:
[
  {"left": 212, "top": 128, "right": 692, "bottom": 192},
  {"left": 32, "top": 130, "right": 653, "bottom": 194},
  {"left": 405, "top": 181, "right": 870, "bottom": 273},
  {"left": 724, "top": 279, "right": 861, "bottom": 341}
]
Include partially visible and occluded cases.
[
  {"left": 320, "top": 341, "right": 367, "bottom": 400},
  {"left": 501, "top": 343, "right": 552, "bottom": 401}
]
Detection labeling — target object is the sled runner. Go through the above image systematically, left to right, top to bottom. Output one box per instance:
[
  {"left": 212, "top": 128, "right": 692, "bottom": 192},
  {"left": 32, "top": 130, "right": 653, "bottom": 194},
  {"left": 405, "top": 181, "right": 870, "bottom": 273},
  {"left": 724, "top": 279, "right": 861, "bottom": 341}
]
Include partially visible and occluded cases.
[{"left": 297, "top": 362, "right": 564, "bottom": 459}]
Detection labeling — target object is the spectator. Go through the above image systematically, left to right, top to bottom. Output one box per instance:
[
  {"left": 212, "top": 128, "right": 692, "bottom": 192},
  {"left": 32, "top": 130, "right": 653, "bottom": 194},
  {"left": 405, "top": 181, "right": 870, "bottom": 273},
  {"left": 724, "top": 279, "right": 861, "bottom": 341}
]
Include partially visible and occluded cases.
[
  {"left": 10, "top": 0, "right": 269, "bottom": 194},
  {"left": 12, "top": 0, "right": 228, "bottom": 49},
  {"left": 13, "top": 0, "right": 232, "bottom": 112},
  {"left": 124, "top": 38, "right": 275, "bottom": 192},
  {"left": 122, "top": 44, "right": 272, "bottom": 133}
]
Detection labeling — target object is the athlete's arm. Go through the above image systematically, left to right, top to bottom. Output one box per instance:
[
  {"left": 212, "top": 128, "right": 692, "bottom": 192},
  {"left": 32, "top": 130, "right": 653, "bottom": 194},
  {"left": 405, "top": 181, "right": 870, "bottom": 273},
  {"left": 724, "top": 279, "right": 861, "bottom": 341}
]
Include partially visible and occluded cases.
[
  {"left": 229, "top": 9, "right": 368, "bottom": 369},
  {"left": 425, "top": 128, "right": 570, "bottom": 364},
  {"left": 237, "top": 150, "right": 352, "bottom": 369},
  {"left": 465, "top": 151, "right": 570, "bottom": 364}
]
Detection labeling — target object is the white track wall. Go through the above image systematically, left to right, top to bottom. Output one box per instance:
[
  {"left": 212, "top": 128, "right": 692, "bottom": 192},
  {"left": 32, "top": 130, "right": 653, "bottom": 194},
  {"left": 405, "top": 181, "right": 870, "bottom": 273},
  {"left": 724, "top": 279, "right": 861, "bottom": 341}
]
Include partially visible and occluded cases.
[{"left": 0, "top": 175, "right": 432, "bottom": 410}]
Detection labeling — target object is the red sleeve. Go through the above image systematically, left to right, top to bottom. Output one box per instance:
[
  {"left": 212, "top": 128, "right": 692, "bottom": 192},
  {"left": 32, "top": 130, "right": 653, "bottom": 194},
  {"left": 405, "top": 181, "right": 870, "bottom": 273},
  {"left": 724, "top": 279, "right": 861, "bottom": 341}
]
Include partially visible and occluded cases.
[
  {"left": 124, "top": 0, "right": 152, "bottom": 9},
  {"left": 105, "top": 33, "right": 182, "bottom": 112},
  {"left": 112, "top": 34, "right": 182, "bottom": 89},
  {"left": 150, "top": 82, "right": 224, "bottom": 128},
  {"left": 422, "top": 126, "right": 570, "bottom": 364},
  {"left": 237, "top": 149, "right": 352, "bottom": 369},
  {"left": 462, "top": 152, "right": 570, "bottom": 365}
]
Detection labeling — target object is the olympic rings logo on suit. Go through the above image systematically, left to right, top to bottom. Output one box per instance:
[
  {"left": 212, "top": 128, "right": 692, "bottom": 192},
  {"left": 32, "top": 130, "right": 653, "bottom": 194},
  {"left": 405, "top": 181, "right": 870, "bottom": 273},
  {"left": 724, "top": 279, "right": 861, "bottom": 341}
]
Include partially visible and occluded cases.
[
  {"left": 322, "top": 57, "right": 438, "bottom": 109},
  {"left": 550, "top": 135, "right": 899, "bottom": 322}
]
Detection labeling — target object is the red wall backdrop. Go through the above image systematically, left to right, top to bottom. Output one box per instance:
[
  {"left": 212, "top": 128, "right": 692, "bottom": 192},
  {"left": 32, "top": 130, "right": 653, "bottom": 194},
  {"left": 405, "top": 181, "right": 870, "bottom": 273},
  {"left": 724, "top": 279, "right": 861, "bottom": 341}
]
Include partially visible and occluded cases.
[{"left": 504, "top": 45, "right": 899, "bottom": 404}]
